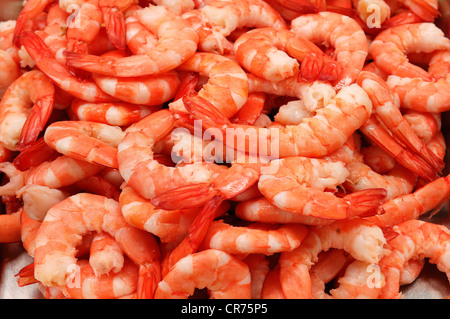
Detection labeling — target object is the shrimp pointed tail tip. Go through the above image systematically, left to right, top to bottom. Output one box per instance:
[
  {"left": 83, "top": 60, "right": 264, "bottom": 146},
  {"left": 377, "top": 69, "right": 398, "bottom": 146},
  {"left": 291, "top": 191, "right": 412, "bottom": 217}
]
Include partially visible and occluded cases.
[{"left": 345, "top": 188, "right": 388, "bottom": 218}]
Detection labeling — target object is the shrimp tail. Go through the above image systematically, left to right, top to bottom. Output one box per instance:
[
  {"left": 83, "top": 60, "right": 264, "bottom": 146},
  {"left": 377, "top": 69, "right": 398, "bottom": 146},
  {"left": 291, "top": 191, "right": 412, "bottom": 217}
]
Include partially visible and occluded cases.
[
  {"left": 407, "top": 0, "right": 440, "bottom": 22},
  {"left": 101, "top": 7, "right": 127, "bottom": 52},
  {"left": 13, "top": 15, "right": 29, "bottom": 47},
  {"left": 19, "top": 31, "right": 54, "bottom": 63},
  {"left": 64, "top": 51, "right": 114, "bottom": 74},
  {"left": 300, "top": 53, "right": 343, "bottom": 82},
  {"left": 174, "top": 72, "right": 199, "bottom": 101},
  {"left": 181, "top": 91, "right": 231, "bottom": 129},
  {"left": 17, "top": 96, "right": 55, "bottom": 152},
  {"left": 13, "top": 137, "right": 58, "bottom": 171},
  {"left": 151, "top": 183, "right": 217, "bottom": 210},
  {"left": 345, "top": 188, "right": 388, "bottom": 218},
  {"left": 164, "top": 195, "right": 224, "bottom": 274},
  {"left": 15, "top": 263, "right": 39, "bottom": 287},
  {"left": 137, "top": 264, "right": 159, "bottom": 299}
]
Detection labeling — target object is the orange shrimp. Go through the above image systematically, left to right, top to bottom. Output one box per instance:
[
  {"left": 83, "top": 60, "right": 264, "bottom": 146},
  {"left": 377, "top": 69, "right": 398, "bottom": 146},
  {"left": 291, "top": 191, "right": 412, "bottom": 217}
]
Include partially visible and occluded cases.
[
  {"left": 65, "top": 4, "right": 198, "bottom": 77},
  {"left": 290, "top": 11, "right": 369, "bottom": 89},
  {"left": 369, "top": 23, "right": 450, "bottom": 80},
  {"left": 234, "top": 27, "right": 342, "bottom": 82},
  {"left": 19, "top": 30, "right": 116, "bottom": 102},
  {"left": 0, "top": 50, "right": 21, "bottom": 99},
  {"left": 169, "top": 52, "right": 248, "bottom": 118},
  {"left": 0, "top": 70, "right": 55, "bottom": 151},
  {"left": 357, "top": 70, "right": 444, "bottom": 174},
  {"left": 181, "top": 82, "right": 373, "bottom": 159},
  {"left": 70, "top": 99, "right": 158, "bottom": 126},
  {"left": 44, "top": 120, "right": 125, "bottom": 168},
  {"left": 257, "top": 156, "right": 387, "bottom": 219},
  {"left": 365, "top": 174, "right": 450, "bottom": 228},
  {"left": 33, "top": 193, "right": 161, "bottom": 298},
  {"left": 0, "top": 208, "right": 22, "bottom": 243},
  {"left": 279, "top": 218, "right": 386, "bottom": 298},
  {"left": 198, "top": 220, "right": 309, "bottom": 255},
  {"left": 379, "top": 220, "right": 450, "bottom": 299},
  {"left": 154, "top": 249, "right": 252, "bottom": 299},
  {"left": 242, "top": 254, "right": 270, "bottom": 299}
]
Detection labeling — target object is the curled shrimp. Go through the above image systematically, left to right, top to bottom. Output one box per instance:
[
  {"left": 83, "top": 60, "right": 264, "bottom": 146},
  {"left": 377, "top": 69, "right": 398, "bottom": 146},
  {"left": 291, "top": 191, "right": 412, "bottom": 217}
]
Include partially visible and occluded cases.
[
  {"left": 64, "top": 4, "right": 198, "bottom": 77},
  {"left": 290, "top": 11, "right": 369, "bottom": 89},
  {"left": 370, "top": 23, "right": 450, "bottom": 80},
  {"left": 233, "top": 27, "right": 342, "bottom": 82},
  {"left": 0, "top": 50, "right": 21, "bottom": 98},
  {"left": 0, "top": 70, "right": 55, "bottom": 151},
  {"left": 44, "top": 120, "right": 125, "bottom": 168},
  {"left": 257, "top": 156, "right": 387, "bottom": 219},
  {"left": 33, "top": 193, "right": 161, "bottom": 298},
  {"left": 279, "top": 218, "right": 386, "bottom": 298},
  {"left": 379, "top": 219, "right": 450, "bottom": 299},
  {"left": 198, "top": 220, "right": 309, "bottom": 255},
  {"left": 154, "top": 249, "right": 252, "bottom": 299}
]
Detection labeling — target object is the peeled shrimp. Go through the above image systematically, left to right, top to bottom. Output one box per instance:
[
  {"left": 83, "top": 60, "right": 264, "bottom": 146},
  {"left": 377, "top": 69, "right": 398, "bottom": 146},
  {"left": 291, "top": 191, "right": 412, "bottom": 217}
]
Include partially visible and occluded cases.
[
  {"left": 0, "top": 70, "right": 55, "bottom": 151},
  {"left": 33, "top": 193, "right": 161, "bottom": 298},
  {"left": 279, "top": 218, "right": 386, "bottom": 298},
  {"left": 154, "top": 249, "right": 251, "bottom": 299}
]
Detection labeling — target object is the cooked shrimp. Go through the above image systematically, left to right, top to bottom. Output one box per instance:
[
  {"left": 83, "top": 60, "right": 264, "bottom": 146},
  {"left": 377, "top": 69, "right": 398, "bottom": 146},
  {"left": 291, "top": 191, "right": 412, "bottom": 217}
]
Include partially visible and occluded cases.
[
  {"left": 12, "top": 0, "right": 55, "bottom": 47},
  {"left": 181, "top": 0, "right": 287, "bottom": 54},
  {"left": 352, "top": 0, "right": 391, "bottom": 27},
  {"left": 396, "top": 0, "right": 440, "bottom": 22},
  {"left": 66, "top": 1, "right": 103, "bottom": 54},
  {"left": 64, "top": 4, "right": 198, "bottom": 77},
  {"left": 290, "top": 11, "right": 369, "bottom": 89},
  {"left": 370, "top": 23, "right": 450, "bottom": 80},
  {"left": 234, "top": 27, "right": 342, "bottom": 82},
  {"left": 19, "top": 30, "right": 116, "bottom": 102},
  {"left": 0, "top": 50, "right": 21, "bottom": 98},
  {"left": 91, "top": 50, "right": 181, "bottom": 106},
  {"left": 169, "top": 52, "right": 248, "bottom": 118},
  {"left": 0, "top": 70, "right": 55, "bottom": 151},
  {"left": 357, "top": 71, "right": 444, "bottom": 174},
  {"left": 182, "top": 83, "right": 373, "bottom": 159},
  {"left": 70, "top": 99, "right": 157, "bottom": 126},
  {"left": 117, "top": 109, "right": 226, "bottom": 201},
  {"left": 44, "top": 120, "right": 125, "bottom": 168},
  {"left": 361, "top": 144, "right": 396, "bottom": 174},
  {"left": 25, "top": 155, "right": 105, "bottom": 188},
  {"left": 257, "top": 156, "right": 387, "bottom": 219},
  {"left": 344, "top": 161, "right": 417, "bottom": 200},
  {"left": 0, "top": 162, "right": 26, "bottom": 197},
  {"left": 365, "top": 173, "right": 450, "bottom": 228},
  {"left": 16, "top": 184, "right": 68, "bottom": 221},
  {"left": 119, "top": 184, "right": 201, "bottom": 243},
  {"left": 33, "top": 193, "right": 161, "bottom": 298},
  {"left": 235, "top": 197, "right": 335, "bottom": 225},
  {"left": 20, "top": 208, "right": 42, "bottom": 256},
  {"left": 0, "top": 209, "right": 22, "bottom": 243},
  {"left": 279, "top": 218, "right": 386, "bottom": 298},
  {"left": 198, "top": 220, "right": 309, "bottom": 254},
  {"left": 379, "top": 220, "right": 450, "bottom": 299},
  {"left": 88, "top": 232, "right": 125, "bottom": 276},
  {"left": 154, "top": 249, "right": 252, "bottom": 299},
  {"left": 242, "top": 254, "right": 270, "bottom": 299},
  {"left": 60, "top": 258, "right": 140, "bottom": 299},
  {"left": 261, "top": 267, "right": 286, "bottom": 299}
]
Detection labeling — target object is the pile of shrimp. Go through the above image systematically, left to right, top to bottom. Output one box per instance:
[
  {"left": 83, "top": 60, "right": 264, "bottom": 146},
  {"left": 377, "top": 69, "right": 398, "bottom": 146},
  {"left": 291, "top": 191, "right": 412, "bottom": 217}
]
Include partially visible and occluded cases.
[{"left": 0, "top": 0, "right": 449, "bottom": 299}]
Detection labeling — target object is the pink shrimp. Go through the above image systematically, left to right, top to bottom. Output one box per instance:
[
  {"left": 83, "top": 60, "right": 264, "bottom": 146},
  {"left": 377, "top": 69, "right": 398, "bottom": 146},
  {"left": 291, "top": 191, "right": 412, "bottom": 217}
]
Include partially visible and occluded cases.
[
  {"left": 12, "top": 0, "right": 56, "bottom": 47},
  {"left": 64, "top": 4, "right": 198, "bottom": 77},
  {"left": 290, "top": 11, "right": 369, "bottom": 89},
  {"left": 370, "top": 23, "right": 450, "bottom": 80},
  {"left": 233, "top": 27, "right": 342, "bottom": 82},
  {"left": 19, "top": 30, "right": 116, "bottom": 102},
  {"left": 0, "top": 50, "right": 21, "bottom": 99},
  {"left": 169, "top": 53, "right": 248, "bottom": 118},
  {"left": 0, "top": 70, "right": 55, "bottom": 151},
  {"left": 357, "top": 70, "right": 444, "bottom": 174},
  {"left": 180, "top": 82, "right": 373, "bottom": 159},
  {"left": 70, "top": 99, "right": 158, "bottom": 126},
  {"left": 44, "top": 120, "right": 125, "bottom": 168},
  {"left": 257, "top": 156, "right": 387, "bottom": 219},
  {"left": 365, "top": 174, "right": 450, "bottom": 228},
  {"left": 33, "top": 193, "right": 161, "bottom": 298},
  {"left": 0, "top": 208, "right": 22, "bottom": 243},
  {"left": 279, "top": 218, "right": 386, "bottom": 298},
  {"left": 198, "top": 220, "right": 309, "bottom": 255},
  {"left": 379, "top": 220, "right": 450, "bottom": 299},
  {"left": 154, "top": 249, "right": 252, "bottom": 299},
  {"left": 242, "top": 254, "right": 270, "bottom": 299}
]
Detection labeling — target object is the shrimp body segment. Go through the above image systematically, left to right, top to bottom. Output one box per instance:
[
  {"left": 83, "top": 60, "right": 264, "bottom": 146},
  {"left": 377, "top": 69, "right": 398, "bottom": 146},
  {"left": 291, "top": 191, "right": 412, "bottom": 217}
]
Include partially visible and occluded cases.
[
  {"left": 0, "top": 70, "right": 55, "bottom": 151},
  {"left": 154, "top": 249, "right": 252, "bottom": 299}
]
